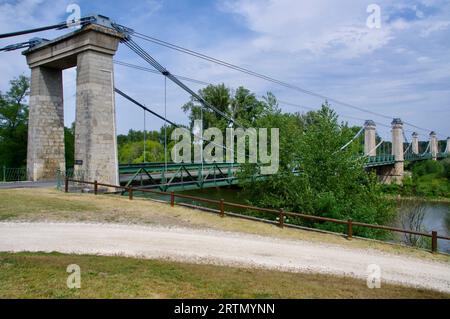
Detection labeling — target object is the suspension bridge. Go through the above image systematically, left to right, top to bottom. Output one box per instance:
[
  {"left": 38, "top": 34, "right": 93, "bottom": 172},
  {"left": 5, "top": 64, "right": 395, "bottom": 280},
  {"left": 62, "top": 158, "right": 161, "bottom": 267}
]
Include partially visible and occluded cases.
[{"left": 0, "top": 15, "right": 449, "bottom": 191}]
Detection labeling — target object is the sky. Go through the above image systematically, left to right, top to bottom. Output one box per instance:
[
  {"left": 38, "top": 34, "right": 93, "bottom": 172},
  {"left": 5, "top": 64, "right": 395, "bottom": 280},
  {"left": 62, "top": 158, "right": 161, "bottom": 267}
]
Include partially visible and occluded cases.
[{"left": 0, "top": 0, "right": 449, "bottom": 140}]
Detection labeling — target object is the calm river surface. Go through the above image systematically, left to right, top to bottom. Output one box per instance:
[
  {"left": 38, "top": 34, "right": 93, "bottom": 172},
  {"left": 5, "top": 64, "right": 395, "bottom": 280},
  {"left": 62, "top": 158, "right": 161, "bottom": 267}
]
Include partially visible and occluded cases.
[
  {"left": 144, "top": 187, "right": 450, "bottom": 254},
  {"left": 413, "top": 202, "right": 449, "bottom": 253}
]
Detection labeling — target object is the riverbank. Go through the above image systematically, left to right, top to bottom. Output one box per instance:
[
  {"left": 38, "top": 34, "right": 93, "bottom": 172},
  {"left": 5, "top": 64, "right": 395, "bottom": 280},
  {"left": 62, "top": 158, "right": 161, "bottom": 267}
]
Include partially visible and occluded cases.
[
  {"left": 1, "top": 187, "right": 449, "bottom": 261},
  {"left": 385, "top": 194, "right": 450, "bottom": 204}
]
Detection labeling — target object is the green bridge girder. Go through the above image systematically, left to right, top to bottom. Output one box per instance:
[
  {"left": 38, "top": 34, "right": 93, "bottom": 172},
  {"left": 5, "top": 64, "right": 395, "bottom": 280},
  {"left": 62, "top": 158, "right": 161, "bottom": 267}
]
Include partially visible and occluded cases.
[
  {"left": 4, "top": 152, "right": 449, "bottom": 187},
  {"left": 116, "top": 152, "right": 450, "bottom": 191},
  {"left": 118, "top": 162, "right": 245, "bottom": 192}
]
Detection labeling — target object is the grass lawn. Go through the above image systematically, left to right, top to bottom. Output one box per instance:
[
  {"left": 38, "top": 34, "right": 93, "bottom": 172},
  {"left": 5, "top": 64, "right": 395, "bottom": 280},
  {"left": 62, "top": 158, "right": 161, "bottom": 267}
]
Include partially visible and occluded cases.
[
  {"left": 0, "top": 187, "right": 449, "bottom": 263},
  {"left": 0, "top": 252, "right": 448, "bottom": 299}
]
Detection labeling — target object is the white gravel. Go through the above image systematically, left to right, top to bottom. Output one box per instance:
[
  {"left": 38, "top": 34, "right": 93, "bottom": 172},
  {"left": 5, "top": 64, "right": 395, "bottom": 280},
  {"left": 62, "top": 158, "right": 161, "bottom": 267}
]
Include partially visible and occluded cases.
[{"left": 0, "top": 222, "right": 449, "bottom": 293}]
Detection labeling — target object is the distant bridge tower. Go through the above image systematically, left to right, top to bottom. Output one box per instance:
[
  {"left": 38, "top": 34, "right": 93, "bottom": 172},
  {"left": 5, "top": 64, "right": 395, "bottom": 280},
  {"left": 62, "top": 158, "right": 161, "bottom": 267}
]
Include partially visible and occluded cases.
[
  {"left": 23, "top": 20, "right": 123, "bottom": 184},
  {"left": 391, "top": 118, "right": 404, "bottom": 183},
  {"left": 364, "top": 120, "right": 377, "bottom": 156},
  {"left": 430, "top": 131, "right": 438, "bottom": 161},
  {"left": 412, "top": 132, "right": 419, "bottom": 154},
  {"left": 447, "top": 137, "right": 450, "bottom": 154}
]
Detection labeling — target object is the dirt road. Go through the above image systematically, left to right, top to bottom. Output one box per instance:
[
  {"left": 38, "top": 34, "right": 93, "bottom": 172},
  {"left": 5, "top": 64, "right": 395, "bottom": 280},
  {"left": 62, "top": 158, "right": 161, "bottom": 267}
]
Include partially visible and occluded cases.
[{"left": 0, "top": 222, "right": 448, "bottom": 292}]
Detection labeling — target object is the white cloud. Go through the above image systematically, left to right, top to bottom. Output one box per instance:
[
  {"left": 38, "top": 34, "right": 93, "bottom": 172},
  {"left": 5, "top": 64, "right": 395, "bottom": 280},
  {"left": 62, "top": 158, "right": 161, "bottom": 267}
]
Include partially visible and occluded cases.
[
  {"left": 1, "top": 0, "right": 449, "bottom": 136},
  {"left": 223, "top": 0, "right": 395, "bottom": 58},
  {"left": 420, "top": 20, "right": 450, "bottom": 37}
]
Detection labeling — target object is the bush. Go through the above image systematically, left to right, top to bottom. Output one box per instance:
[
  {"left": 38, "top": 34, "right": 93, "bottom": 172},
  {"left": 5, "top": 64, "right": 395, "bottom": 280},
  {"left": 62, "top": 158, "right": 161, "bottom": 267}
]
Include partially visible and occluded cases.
[
  {"left": 442, "top": 159, "right": 450, "bottom": 179},
  {"left": 412, "top": 160, "right": 444, "bottom": 177}
]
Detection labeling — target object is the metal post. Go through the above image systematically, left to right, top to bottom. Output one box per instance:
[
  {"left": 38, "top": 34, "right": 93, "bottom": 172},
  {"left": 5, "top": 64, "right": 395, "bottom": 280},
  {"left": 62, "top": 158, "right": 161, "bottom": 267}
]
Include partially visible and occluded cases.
[
  {"left": 2, "top": 166, "right": 5, "bottom": 182},
  {"left": 64, "top": 176, "right": 69, "bottom": 193},
  {"left": 94, "top": 180, "right": 98, "bottom": 195},
  {"left": 128, "top": 187, "right": 133, "bottom": 200},
  {"left": 170, "top": 192, "right": 175, "bottom": 207},
  {"left": 220, "top": 199, "right": 224, "bottom": 217},
  {"left": 279, "top": 209, "right": 284, "bottom": 228},
  {"left": 347, "top": 218, "right": 353, "bottom": 240},
  {"left": 431, "top": 231, "right": 438, "bottom": 253}
]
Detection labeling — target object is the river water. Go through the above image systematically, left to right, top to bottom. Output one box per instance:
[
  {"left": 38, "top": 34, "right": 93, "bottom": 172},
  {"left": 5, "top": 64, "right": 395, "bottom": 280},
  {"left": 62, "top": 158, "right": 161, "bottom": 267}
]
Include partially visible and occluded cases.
[{"left": 397, "top": 201, "right": 450, "bottom": 254}]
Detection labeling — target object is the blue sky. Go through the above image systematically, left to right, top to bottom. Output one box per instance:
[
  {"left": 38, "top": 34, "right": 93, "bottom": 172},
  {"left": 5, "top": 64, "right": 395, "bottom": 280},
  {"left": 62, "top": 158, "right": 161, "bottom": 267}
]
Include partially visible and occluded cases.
[{"left": 0, "top": 0, "right": 449, "bottom": 140}]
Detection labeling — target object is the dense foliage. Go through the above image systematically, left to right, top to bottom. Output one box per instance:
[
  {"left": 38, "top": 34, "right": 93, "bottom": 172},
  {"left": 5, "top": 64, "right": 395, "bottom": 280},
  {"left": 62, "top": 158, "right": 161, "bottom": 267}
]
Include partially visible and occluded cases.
[
  {"left": 0, "top": 76, "right": 30, "bottom": 168},
  {"left": 182, "top": 84, "right": 275, "bottom": 130},
  {"left": 237, "top": 103, "right": 395, "bottom": 238},
  {"left": 117, "top": 126, "right": 178, "bottom": 164},
  {"left": 384, "top": 159, "right": 450, "bottom": 198}
]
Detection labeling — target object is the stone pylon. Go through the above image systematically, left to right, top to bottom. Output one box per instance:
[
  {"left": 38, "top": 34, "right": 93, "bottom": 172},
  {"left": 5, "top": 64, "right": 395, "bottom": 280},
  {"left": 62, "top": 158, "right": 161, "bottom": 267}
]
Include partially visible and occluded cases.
[
  {"left": 24, "top": 22, "right": 124, "bottom": 184},
  {"left": 26, "top": 67, "right": 66, "bottom": 180},
  {"left": 391, "top": 118, "right": 404, "bottom": 183},
  {"left": 364, "top": 120, "right": 377, "bottom": 156},
  {"left": 430, "top": 131, "right": 438, "bottom": 161},
  {"left": 412, "top": 132, "right": 419, "bottom": 154}
]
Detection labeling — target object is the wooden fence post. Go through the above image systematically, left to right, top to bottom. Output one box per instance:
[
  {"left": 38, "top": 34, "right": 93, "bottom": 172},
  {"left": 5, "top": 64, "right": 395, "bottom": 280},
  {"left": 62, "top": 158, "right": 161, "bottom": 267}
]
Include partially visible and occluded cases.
[
  {"left": 64, "top": 176, "right": 69, "bottom": 193},
  {"left": 94, "top": 180, "right": 98, "bottom": 195},
  {"left": 128, "top": 187, "right": 133, "bottom": 200},
  {"left": 170, "top": 192, "right": 175, "bottom": 207},
  {"left": 220, "top": 199, "right": 224, "bottom": 217},
  {"left": 279, "top": 209, "right": 284, "bottom": 228},
  {"left": 347, "top": 218, "right": 353, "bottom": 240},
  {"left": 431, "top": 231, "right": 438, "bottom": 253}
]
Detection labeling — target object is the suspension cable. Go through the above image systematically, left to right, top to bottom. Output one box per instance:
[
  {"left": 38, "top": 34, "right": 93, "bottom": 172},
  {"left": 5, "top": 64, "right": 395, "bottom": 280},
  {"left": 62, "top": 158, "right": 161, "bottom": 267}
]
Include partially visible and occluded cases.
[
  {"left": 0, "top": 16, "right": 96, "bottom": 40},
  {"left": 0, "top": 22, "right": 66, "bottom": 39},
  {"left": 131, "top": 31, "right": 449, "bottom": 137},
  {"left": 131, "top": 32, "right": 394, "bottom": 119},
  {"left": 121, "top": 38, "right": 245, "bottom": 129},
  {"left": 114, "top": 59, "right": 421, "bottom": 134},
  {"left": 164, "top": 76, "right": 168, "bottom": 175},
  {"left": 115, "top": 87, "right": 250, "bottom": 160},
  {"left": 115, "top": 88, "right": 178, "bottom": 126},
  {"left": 143, "top": 108, "right": 146, "bottom": 163},
  {"left": 339, "top": 127, "right": 364, "bottom": 151},
  {"left": 364, "top": 139, "right": 385, "bottom": 158},
  {"left": 421, "top": 141, "right": 431, "bottom": 156}
]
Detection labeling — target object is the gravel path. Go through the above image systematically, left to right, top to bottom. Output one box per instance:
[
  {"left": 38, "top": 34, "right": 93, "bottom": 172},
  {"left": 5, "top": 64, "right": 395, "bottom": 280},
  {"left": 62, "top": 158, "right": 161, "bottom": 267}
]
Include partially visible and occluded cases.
[{"left": 0, "top": 222, "right": 449, "bottom": 292}]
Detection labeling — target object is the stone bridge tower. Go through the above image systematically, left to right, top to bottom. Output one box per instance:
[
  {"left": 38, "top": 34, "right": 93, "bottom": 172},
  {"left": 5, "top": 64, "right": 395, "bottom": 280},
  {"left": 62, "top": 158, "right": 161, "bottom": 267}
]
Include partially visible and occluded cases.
[{"left": 23, "top": 22, "right": 123, "bottom": 185}]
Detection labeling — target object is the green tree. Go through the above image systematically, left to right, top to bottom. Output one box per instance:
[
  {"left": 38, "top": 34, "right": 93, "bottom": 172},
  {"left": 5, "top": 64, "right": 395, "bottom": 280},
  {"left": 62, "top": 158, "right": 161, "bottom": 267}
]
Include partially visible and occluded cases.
[
  {"left": 0, "top": 75, "right": 30, "bottom": 167},
  {"left": 182, "top": 84, "right": 268, "bottom": 130},
  {"left": 241, "top": 103, "right": 395, "bottom": 238},
  {"left": 64, "top": 123, "right": 75, "bottom": 168},
  {"left": 117, "top": 125, "right": 181, "bottom": 164},
  {"left": 119, "top": 140, "right": 166, "bottom": 164}
]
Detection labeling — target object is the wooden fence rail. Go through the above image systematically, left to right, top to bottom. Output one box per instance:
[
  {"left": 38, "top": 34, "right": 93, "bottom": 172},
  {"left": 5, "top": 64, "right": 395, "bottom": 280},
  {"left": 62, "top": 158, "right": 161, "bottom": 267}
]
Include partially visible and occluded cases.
[{"left": 65, "top": 177, "right": 449, "bottom": 253}]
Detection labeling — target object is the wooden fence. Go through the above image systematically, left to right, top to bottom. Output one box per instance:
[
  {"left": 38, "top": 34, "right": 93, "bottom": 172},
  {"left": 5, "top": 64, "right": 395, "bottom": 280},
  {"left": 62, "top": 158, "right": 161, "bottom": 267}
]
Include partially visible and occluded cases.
[{"left": 65, "top": 177, "right": 450, "bottom": 253}]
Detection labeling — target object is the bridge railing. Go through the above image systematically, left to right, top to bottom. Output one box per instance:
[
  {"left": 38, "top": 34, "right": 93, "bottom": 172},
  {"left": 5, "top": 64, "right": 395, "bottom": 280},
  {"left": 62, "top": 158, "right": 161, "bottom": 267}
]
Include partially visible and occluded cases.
[
  {"left": 404, "top": 153, "right": 433, "bottom": 161},
  {"left": 365, "top": 155, "right": 395, "bottom": 167},
  {"left": 118, "top": 162, "right": 242, "bottom": 191},
  {"left": 0, "top": 166, "right": 27, "bottom": 182},
  {"left": 64, "top": 177, "right": 450, "bottom": 253}
]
